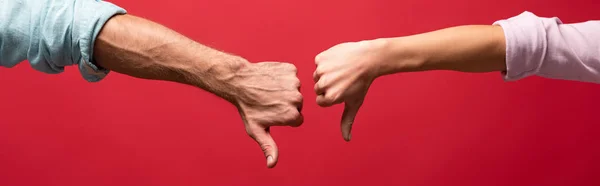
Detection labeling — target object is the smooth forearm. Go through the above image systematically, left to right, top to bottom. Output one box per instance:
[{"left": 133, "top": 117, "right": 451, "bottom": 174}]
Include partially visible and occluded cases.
[
  {"left": 94, "top": 14, "right": 248, "bottom": 102},
  {"left": 373, "top": 25, "right": 507, "bottom": 76}
]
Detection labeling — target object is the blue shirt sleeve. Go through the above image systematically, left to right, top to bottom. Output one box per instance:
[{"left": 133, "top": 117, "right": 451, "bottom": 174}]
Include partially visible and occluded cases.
[{"left": 0, "top": 0, "right": 126, "bottom": 82}]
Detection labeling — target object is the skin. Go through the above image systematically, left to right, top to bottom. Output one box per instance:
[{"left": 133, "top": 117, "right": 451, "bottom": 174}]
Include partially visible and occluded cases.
[
  {"left": 94, "top": 14, "right": 304, "bottom": 168},
  {"left": 314, "top": 25, "right": 506, "bottom": 141}
]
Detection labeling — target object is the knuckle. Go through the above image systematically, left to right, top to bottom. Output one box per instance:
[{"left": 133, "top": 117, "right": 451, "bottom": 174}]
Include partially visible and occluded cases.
[
  {"left": 315, "top": 53, "right": 324, "bottom": 64},
  {"left": 286, "top": 63, "right": 298, "bottom": 72},
  {"left": 315, "top": 65, "right": 324, "bottom": 74},
  {"left": 312, "top": 70, "right": 319, "bottom": 81},
  {"left": 315, "top": 70, "right": 323, "bottom": 78},
  {"left": 314, "top": 71, "right": 325, "bottom": 83},
  {"left": 318, "top": 76, "right": 328, "bottom": 87},
  {"left": 294, "top": 79, "right": 301, "bottom": 88},
  {"left": 314, "top": 83, "right": 322, "bottom": 93},
  {"left": 313, "top": 84, "right": 327, "bottom": 96},
  {"left": 295, "top": 91, "right": 303, "bottom": 98},
  {"left": 293, "top": 92, "right": 303, "bottom": 103},
  {"left": 317, "top": 93, "right": 338, "bottom": 107},
  {"left": 325, "top": 93, "right": 339, "bottom": 103},
  {"left": 317, "top": 98, "right": 331, "bottom": 107},
  {"left": 316, "top": 100, "right": 325, "bottom": 107},
  {"left": 286, "top": 111, "right": 301, "bottom": 123},
  {"left": 290, "top": 111, "right": 301, "bottom": 119},
  {"left": 292, "top": 116, "right": 304, "bottom": 127},
  {"left": 260, "top": 143, "right": 274, "bottom": 154}
]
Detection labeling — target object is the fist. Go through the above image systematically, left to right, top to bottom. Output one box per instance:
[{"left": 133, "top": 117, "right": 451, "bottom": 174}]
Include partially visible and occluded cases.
[
  {"left": 313, "top": 40, "right": 385, "bottom": 141},
  {"left": 231, "top": 62, "right": 303, "bottom": 168}
]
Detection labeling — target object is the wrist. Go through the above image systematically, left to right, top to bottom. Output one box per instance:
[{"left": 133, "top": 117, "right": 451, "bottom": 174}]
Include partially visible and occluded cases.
[
  {"left": 369, "top": 37, "right": 429, "bottom": 77},
  {"left": 185, "top": 53, "right": 250, "bottom": 103}
]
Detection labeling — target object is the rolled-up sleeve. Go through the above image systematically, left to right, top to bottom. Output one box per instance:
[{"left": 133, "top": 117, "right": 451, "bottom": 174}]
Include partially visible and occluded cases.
[
  {"left": 0, "top": 0, "right": 126, "bottom": 82},
  {"left": 493, "top": 11, "right": 600, "bottom": 84}
]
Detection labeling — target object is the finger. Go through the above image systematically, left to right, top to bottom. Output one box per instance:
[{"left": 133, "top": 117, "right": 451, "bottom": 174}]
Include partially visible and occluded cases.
[
  {"left": 315, "top": 52, "right": 324, "bottom": 65},
  {"left": 284, "top": 63, "right": 298, "bottom": 74},
  {"left": 313, "top": 63, "right": 326, "bottom": 83},
  {"left": 313, "top": 70, "right": 321, "bottom": 82},
  {"left": 314, "top": 76, "right": 329, "bottom": 95},
  {"left": 284, "top": 77, "right": 301, "bottom": 90},
  {"left": 314, "top": 82, "right": 325, "bottom": 95},
  {"left": 288, "top": 91, "right": 303, "bottom": 112},
  {"left": 316, "top": 91, "right": 342, "bottom": 107},
  {"left": 316, "top": 94, "right": 331, "bottom": 107},
  {"left": 296, "top": 96, "right": 304, "bottom": 112},
  {"left": 341, "top": 100, "right": 363, "bottom": 142},
  {"left": 297, "top": 101, "right": 303, "bottom": 112},
  {"left": 261, "top": 107, "right": 303, "bottom": 127},
  {"left": 277, "top": 108, "right": 304, "bottom": 127},
  {"left": 288, "top": 111, "right": 305, "bottom": 127},
  {"left": 249, "top": 126, "right": 279, "bottom": 168}
]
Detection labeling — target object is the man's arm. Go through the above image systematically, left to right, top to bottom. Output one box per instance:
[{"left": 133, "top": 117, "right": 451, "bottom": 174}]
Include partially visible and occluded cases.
[
  {"left": 0, "top": 0, "right": 301, "bottom": 168},
  {"left": 314, "top": 11, "right": 600, "bottom": 141},
  {"left": 94, "top": 14, "right": 303, "bottom": 168},
  {"left": 94, "top": 14, "right": 246, "bottom": 102}
]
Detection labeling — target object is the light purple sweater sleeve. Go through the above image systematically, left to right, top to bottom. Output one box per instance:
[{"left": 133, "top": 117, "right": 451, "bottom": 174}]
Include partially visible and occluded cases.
[{"left": 493, "top": 11, "right": 600, "bottom": 83}]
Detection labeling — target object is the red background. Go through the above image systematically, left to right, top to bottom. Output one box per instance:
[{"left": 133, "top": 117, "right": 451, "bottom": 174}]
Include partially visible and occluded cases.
[{"left": 1, "top": 0, "right": 599, "bottom": 185}]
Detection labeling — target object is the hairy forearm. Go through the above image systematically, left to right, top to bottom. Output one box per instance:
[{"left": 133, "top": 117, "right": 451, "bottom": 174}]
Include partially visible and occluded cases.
[
  {"left": 93, "top": 14, "right": 248, "bottom": 102},
  {"left": 93, "top": 15, "right": 303, "bottom": 168},
  {"left": 373, "top": 25, "right": 507, "bottom": 76}
]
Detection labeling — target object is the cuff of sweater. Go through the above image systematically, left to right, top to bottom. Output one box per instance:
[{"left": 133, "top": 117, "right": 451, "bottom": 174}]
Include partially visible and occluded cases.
[
  {"left": 74, "top": 0, "right": 126, "bottom": 82},
  {"left": 493, "top": 11, "right": 549, "bottom": 82}
]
